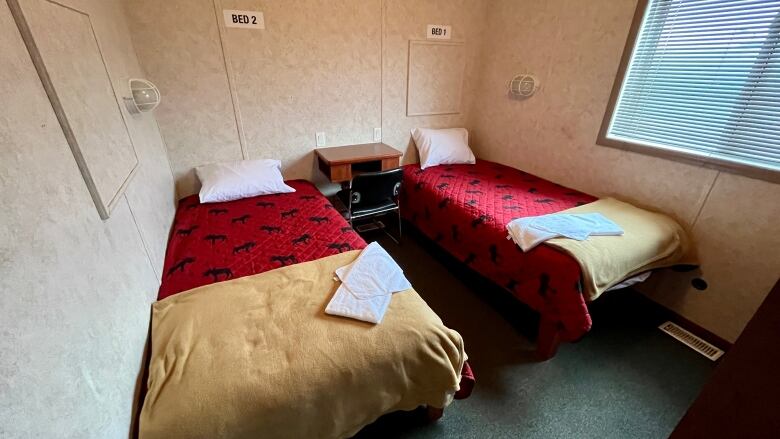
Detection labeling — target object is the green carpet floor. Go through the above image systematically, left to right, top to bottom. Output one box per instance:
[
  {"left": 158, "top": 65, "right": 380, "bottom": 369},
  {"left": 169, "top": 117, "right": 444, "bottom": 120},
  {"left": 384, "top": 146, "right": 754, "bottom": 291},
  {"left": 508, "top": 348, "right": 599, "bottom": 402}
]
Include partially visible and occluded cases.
[{"left": 353, "top": 230, "right": 715, "bottom": 439}]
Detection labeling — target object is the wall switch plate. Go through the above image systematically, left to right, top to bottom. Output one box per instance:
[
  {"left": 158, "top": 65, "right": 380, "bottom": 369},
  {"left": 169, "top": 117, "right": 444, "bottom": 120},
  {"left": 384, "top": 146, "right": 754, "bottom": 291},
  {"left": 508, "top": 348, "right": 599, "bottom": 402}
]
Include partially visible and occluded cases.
[
  {"left": 373, "top": 127, "right": 382, "bottom": 142},
  {"left": 316, "top": 132, "right": 326, "bottom": 147}
]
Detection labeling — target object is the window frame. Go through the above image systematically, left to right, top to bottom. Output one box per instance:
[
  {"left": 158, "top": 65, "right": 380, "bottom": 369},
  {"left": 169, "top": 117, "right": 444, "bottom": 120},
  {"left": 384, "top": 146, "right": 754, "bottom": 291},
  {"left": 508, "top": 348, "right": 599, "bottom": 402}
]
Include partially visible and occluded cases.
[{"left": 597, "top": 0, "right": 780, "bottom": 183}]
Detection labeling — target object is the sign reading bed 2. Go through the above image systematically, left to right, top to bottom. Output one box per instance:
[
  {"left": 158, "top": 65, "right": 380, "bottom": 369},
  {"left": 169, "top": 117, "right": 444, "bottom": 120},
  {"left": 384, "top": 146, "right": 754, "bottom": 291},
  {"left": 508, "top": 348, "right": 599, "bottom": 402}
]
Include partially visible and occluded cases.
[{"left": 407, "top": 40, "right": 466, "bottom": 117}]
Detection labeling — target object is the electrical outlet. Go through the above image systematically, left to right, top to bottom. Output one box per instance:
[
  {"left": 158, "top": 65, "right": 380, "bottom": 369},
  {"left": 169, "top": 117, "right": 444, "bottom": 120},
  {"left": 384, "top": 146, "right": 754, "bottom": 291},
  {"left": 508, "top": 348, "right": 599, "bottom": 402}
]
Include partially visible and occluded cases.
[
  {"left": 373, "top": 127, "right": 382, "bottom": 142},
  {"left": 316, "top": 132, "right": 326, "bottom": 147}
]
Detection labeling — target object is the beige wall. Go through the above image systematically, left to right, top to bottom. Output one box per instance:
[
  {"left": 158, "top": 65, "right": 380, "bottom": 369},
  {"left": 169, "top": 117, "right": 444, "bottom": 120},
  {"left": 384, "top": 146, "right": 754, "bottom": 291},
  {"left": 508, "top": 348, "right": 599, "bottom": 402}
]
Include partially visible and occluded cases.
[
  {"left": 0, "top": 0, "right": 175, "bottom": 437},
  {"left": 124, "top": 0, "right": 489, "bottom": 196},
  {"left": 469, "top": 0, "right": 780, "bottom": 342}
]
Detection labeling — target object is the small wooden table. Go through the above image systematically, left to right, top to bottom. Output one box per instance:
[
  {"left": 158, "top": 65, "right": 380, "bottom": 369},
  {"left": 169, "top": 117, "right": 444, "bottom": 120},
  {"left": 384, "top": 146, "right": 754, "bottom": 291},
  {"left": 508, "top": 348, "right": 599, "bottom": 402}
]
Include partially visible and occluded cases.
[{"left": 315, "top": 143, "right": 402, "bottom": 184}]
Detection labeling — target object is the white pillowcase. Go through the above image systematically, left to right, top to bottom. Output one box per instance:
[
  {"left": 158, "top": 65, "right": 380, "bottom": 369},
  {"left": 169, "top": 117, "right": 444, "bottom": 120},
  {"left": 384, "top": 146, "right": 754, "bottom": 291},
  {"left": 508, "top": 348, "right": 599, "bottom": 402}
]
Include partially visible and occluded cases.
[
  {"left": 411, "top": 127, "right": 476, "bottom": 169},
  {"left": 196, "top": 159, "right": 295, "bottom": 203}
]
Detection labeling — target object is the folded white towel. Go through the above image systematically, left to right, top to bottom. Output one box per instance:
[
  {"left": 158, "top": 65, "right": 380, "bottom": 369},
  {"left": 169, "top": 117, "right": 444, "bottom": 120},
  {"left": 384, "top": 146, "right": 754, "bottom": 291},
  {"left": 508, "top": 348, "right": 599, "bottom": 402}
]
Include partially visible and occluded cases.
[
  {"left": 506, "top": 212, "right": 624, "bottom": 252},
  {"left": 325, "top": 242, "right": 412, "bottom": 323}
]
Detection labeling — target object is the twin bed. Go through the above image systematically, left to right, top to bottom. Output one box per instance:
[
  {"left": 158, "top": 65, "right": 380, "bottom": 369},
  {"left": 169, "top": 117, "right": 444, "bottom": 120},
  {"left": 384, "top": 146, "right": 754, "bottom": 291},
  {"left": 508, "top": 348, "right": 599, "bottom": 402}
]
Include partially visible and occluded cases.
[
  {"left": 401, "top": 159, "right": 690, "bottom": 358},
  {"left": 401, "top": 160, "right": 597, "bottom": 357},
  {"left": 140, "top": 180, "right": 473, "bottom": 439}
]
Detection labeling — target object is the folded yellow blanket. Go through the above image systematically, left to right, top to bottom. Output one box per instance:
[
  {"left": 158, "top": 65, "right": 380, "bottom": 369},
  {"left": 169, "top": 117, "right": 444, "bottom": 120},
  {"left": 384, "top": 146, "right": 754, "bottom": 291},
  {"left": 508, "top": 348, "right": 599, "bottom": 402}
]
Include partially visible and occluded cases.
[
  {"left": 546, "top": 198, "right": 693, "bottom": 301},
  {"left": 140, "top": 250, "right": 466, "bottom": 439}
]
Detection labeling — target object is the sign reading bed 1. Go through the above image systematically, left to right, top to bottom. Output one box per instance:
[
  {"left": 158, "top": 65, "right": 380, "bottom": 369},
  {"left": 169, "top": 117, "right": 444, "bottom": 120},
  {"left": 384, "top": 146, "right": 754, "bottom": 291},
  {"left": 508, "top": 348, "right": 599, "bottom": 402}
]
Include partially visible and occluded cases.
[
  {"left": 426, "top": 24, "right": 452, "bottom": 40},
  {"left": 406, "top": 40, "right": 466, "bottom": 117}
]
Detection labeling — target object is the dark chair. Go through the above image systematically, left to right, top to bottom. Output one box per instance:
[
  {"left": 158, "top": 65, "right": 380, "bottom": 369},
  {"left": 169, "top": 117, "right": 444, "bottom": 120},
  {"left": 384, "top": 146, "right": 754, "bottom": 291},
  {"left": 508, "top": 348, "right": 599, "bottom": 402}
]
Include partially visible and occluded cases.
[{"left": 337, "top": 168, "right": 403, "bottom": 243}]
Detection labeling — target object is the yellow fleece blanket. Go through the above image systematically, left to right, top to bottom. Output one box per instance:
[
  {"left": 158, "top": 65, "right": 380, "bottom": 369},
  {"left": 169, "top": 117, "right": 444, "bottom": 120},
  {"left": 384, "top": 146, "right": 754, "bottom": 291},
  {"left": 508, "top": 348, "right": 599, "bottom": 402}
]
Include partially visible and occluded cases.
[
  {"left": 545, "top": 198, "right": 693, "bottom": 301},
  {"left": 139, "top": 250, "right": 466, "bottom": 439}
]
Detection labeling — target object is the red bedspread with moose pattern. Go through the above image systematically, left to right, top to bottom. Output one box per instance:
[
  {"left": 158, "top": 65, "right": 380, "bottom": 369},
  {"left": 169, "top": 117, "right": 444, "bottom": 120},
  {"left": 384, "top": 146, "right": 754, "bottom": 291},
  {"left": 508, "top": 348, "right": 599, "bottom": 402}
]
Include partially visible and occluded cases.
[
  {"left": 401, "top": 160, "right": 598, "bottom": 341},
  {"left": 158, "top": 180, "right": 367, "bottom": 300}
]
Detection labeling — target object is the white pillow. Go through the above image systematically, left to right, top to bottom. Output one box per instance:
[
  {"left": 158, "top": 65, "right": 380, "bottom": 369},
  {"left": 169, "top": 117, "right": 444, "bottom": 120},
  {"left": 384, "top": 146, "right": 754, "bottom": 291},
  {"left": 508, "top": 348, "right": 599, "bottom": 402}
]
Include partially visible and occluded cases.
[
  {"left": 411, "top": 127, "right": 476, "bottom": 169},
  {"left": 196, "top": 159, "right": 295, "bottom": 203}
]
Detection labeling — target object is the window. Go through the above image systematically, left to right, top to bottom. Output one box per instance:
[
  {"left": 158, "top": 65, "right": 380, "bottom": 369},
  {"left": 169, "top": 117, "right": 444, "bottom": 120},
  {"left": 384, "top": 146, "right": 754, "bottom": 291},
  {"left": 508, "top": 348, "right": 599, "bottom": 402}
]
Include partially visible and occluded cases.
[{"left": 599, "top": 0, "right": 780, "bottom": 182}]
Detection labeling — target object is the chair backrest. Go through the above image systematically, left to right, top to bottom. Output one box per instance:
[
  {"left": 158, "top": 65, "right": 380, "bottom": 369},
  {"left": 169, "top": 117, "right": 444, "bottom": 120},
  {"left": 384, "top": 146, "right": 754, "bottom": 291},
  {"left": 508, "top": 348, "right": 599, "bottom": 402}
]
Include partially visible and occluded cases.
[{"left": 349, "top": 168, "right": 403, "bottom": 207}]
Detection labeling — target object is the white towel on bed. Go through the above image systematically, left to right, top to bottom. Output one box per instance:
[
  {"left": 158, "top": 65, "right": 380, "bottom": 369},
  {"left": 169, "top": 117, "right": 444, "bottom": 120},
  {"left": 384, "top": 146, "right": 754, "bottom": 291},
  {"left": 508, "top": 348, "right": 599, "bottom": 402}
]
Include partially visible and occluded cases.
[
  {"left": 506, "top": 212, "right": 624, "bottom": 252},
  {"left": 325, "top": 242, "right": 411, "bottom": 323}
]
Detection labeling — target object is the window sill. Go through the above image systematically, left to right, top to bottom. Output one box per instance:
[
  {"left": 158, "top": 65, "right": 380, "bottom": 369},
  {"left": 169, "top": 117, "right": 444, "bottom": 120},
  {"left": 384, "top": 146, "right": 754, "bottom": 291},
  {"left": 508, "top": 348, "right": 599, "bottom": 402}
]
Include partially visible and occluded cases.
[{"left": 596, "top": 135, "right": 780, "bottom": 185}]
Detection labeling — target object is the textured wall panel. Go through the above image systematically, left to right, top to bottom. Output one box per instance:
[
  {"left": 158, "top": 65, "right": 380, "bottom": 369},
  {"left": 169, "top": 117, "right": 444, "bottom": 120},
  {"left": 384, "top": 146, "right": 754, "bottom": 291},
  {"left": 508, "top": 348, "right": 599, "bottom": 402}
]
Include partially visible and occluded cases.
[
  {"left": 0, "top": 0, "right": 175, "bottom": 437},
  {"left": 18, "top": 0, "right": 139, "bottom": 219},
  {"left": 93, "top": 0, "right": 177, "bottom": 280},
  {"left": 124, "top": 0, "right": 243, "bottom": 196},
  {"left": 221, "top": 0, "right": 382, "bottom": 187},
  {"left": 381, "top": 0, "right": 489, "bottom": 164},
  {"left": 468, "top": 0, "right": 713, "bottom": 226},
  {"left": 0, "top": 2, "right": 160, "bottom": 437},
  {"left": 407, "top": 40, "right": 466, "bottom": 116},
  {"left": 639, "top": 173, "right": 780, "bottom": 342}
]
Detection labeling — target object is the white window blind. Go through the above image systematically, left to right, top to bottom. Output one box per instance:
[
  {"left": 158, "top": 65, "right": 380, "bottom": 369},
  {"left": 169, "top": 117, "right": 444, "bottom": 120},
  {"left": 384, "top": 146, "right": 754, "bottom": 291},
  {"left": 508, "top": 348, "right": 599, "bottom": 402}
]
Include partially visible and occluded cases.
[{"left": 607, "top": 0, "right": 780, "bottom": 173}]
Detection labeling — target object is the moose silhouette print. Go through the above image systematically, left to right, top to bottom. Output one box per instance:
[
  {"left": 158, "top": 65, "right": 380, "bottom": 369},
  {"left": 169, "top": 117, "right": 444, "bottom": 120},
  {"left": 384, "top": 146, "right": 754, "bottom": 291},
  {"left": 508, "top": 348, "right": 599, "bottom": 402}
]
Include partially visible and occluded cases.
[
  {"left": 281, "top": 208, "right": 299, "bottom": 218},
  {"left": 231, "top": 214, "right": 251, "bottom": 224},
  {"left": 471, "top": 215, "right": 489, "bottom": 228},
  {"left": 176, "top": 225, "right": 199, "bottom": 237},
  {"left": 260, "top": 225, "right": 282, "bottom": 234},
  {"left": 204, "top": 234, "right": 227, "bottom": 245},
  {"left": 292, "top": 234, "right": 311, "bottom": 245},
  {"left": 233, "top": 241, "right": 256, "bottom": 254},
  {"left": 327, "top": 242, "right": 353, "bottom": 253},
  {"left": 271, "top": 255, "right": 298, "bottom": 266},
  {"left": 167, "top": 257, "right": 195, "bottom": 276},
  {"left": 203, "top": 267, "right": 233, "bottom": 282}
]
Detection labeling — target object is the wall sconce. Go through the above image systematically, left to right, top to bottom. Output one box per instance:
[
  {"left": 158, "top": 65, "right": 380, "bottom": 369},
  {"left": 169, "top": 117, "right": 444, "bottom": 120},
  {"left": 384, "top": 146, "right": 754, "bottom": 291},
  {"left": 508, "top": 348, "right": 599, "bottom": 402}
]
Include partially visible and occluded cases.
[
  {"left": 508, "top": 74, "right": 539, "bottom": 100},
  {"left": 124, "top": 78, "right": 160, "bottom": 114}
]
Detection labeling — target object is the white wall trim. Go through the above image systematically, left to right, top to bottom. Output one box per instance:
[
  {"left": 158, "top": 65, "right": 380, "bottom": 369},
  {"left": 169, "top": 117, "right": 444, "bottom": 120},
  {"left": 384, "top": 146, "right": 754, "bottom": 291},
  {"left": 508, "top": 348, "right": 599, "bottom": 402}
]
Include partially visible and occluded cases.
[{"left": 212, "top": 0, "right": 248, "bottom": 160}]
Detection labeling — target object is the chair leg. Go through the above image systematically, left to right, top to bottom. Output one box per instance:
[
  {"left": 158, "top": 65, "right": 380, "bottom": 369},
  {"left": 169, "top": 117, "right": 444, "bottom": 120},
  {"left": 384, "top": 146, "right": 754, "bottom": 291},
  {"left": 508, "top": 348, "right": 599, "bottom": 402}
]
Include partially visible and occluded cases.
[
  {"left": 396, "top": 209, "right": 402, "bottom": 243},
  {"left": 381, "top": 217, "right": 400, "bottom": 245}
]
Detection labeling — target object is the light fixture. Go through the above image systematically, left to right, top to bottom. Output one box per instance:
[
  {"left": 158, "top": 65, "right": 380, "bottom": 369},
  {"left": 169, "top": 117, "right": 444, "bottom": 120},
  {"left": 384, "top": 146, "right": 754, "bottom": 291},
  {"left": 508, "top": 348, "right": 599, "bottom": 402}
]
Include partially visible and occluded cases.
[
  {"left": 508, "top": 74, "right": 539, "bottom": 99},
  {"left": 124, "top": 78, "right": 160, "bottom": 114}
]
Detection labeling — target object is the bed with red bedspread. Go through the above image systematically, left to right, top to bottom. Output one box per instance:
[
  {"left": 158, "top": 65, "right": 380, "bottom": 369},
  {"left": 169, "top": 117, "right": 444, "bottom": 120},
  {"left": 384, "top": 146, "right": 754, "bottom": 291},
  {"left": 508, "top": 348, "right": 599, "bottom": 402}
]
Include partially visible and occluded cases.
[
  {"left": 401, "top": 160, "right": 598, "bottom": 354},
  {"left": 156, "top": 179, "right": 474, "bottom": 398},
  {"left": 159, "top": 180, "right": 366, "bottom": 299}
]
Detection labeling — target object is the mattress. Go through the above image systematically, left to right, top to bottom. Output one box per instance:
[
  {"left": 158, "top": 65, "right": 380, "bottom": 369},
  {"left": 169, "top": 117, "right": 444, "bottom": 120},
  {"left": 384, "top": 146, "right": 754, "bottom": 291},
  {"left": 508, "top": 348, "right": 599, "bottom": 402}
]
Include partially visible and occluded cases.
[
  {"left": 401, "top": 160, "right": 598, "bottom": 341},
  {"left": 158, "top": 180, "right": 367, "bottom": 300}
]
